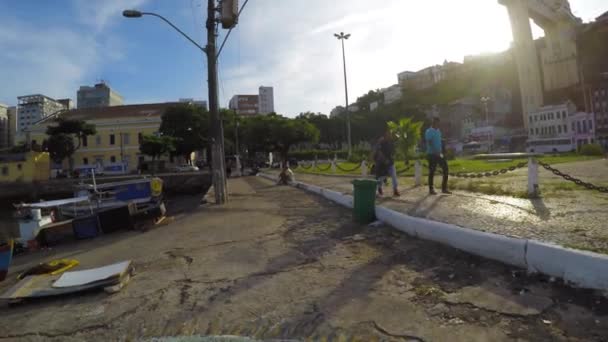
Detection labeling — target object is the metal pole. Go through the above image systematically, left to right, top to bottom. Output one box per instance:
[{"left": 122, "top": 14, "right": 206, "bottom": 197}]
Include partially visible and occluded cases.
[
  {"left": 207, "top": 0, "right": 227, "bottom": 204},
  {"left": 340, "top": 39, "right": 352, "bottom": 158}
]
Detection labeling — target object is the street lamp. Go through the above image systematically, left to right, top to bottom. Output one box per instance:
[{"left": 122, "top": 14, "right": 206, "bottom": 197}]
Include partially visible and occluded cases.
[
  {"left": 123, "top": 6, "right": 228, "bottom": 204},
  {"left": 122, "top": 10, "right": 207, "bottom": 53},
  {"left": 334, "top": 32, "right": 352, "bottom": 158},
  {"left": 480, "top": 96, "right": 491, "bottom": 126}
]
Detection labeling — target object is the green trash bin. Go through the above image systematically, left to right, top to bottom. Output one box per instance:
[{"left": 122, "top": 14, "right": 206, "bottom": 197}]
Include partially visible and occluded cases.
[{"left": 352, "top": 179, "right": 377, "bottom": 223}]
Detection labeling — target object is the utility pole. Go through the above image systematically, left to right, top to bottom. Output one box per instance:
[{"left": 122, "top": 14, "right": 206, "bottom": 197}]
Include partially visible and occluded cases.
[{"left": 207, "top": 0, "right": 227, "bottom": 204}]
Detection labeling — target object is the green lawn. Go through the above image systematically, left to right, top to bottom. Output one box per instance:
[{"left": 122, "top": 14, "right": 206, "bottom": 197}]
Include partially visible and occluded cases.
[{"left": 296, "top": 154, "right": 601, "bottom": 177}]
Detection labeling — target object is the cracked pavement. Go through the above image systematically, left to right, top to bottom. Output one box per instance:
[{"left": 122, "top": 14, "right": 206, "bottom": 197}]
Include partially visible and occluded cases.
[{"left": 0, "top": 176, "right": 606, "bottom": 341}]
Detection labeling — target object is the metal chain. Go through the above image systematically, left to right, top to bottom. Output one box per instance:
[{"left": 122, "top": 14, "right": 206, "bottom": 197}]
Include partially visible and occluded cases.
[
  {"left": 538, "top": 161, "right": 608, "bottom": 193},
  {"left": 447, "top": 162, "right": 528, "bottom": 179},
  {"left": 298, "top": 163, "right": 313, "bottom": 170},
  {"left": 315, "top": 163, "right": 332, "bottom": 172},
  {"left": 335, "top": 163, "right": 361, "bottom": 172},
  {"left": 396, "top": 164, "right": 414, "bottom": 175}
]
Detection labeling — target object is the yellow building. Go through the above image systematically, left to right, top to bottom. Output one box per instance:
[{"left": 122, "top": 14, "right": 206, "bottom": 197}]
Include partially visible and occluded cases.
[
  {"left": 27, "top": 102, "right": 180, "bottom": 174},
  {"left": 0, "top": 152, "right": 50, "bottom": 183}
]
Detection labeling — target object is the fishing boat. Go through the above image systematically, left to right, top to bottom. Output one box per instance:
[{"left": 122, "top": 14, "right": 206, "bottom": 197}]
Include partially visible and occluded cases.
[
  {"left": 61, "top": 177, "right": 164, "bottom": 218},
  {"left": 13, "top": 196, "right": 93, "bottom": 244},
  {"left": 0, "top": 240, "right": 13, "bottom": 281}
]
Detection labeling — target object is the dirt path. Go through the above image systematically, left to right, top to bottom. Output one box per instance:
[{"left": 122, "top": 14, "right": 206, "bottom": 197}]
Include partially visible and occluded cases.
[{"left": 0, "top": 177, "right": 606, "bottom": 341}]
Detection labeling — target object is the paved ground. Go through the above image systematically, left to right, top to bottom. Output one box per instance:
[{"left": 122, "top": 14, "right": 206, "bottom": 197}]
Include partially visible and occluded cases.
[
  {"left": 274, "top": 159, "right": 608, "bottom": 254},
  {"left": 0, "top": 176, "right": 607, "bottom": 341}
]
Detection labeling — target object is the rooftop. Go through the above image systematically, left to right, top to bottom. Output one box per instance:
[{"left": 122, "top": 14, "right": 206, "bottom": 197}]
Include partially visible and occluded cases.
[{"left": 36, "top": 102, "right": 180, "bottom": 124}]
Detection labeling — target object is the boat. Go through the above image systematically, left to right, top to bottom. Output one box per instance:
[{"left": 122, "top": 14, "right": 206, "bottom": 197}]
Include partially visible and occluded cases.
[
  {"left": 61, "top": 177, "right": 164, "bottom": 218},
  {"left": 13, "top": 196, "right": 93, "bottom": 244},
  {"left": 0, "top": 240, "right": 13, "bottom": 281}
]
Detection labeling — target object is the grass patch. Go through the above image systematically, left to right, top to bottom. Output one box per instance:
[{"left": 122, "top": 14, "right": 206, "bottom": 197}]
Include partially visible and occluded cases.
[
  {"left": 296, "top": 154, "right": 600, "bottom": 177},
  {"left": 414, "top": 285, "right": 446, "bottom": 299}
]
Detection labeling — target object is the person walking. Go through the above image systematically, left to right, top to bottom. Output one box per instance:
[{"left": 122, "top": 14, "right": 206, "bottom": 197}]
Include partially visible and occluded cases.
[
  {"left": 425, "top": 117, "right": 451, "bottom": 195},
  {"left": 376, "top": 130, "right": 401, "bottom": 196},
  {"left": 373, "top": 144, "right": 390, "bottom": 197}
]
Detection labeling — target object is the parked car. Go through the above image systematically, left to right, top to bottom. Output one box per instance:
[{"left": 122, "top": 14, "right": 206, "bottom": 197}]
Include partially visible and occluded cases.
[{"left": 171, "top": 164, "right": 199, "bottom": 172}]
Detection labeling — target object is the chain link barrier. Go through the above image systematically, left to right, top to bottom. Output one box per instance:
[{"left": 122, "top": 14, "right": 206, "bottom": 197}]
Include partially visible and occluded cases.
[
  {"left": 538, "top": 161, "right": 608, "bottom": 193},
  {"left": 335, "top": 162, "right": 362, "bottom": 172},
  {"left": 447, "top": 162, "right": 528, "bottom": 179},
  {"left": 297, "top": 163, "right": 313, "bottom": 170},
  {"left": 315, "top": 163, "right": 333, "bottom": 172},
  {"left": 396, "top": 164, "right": 414, "bottom": 175}
]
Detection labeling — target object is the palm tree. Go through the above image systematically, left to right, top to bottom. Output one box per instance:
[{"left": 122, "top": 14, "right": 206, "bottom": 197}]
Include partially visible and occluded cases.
[{"left": 387, "top": 117, "right": 424, "bottom": 163}]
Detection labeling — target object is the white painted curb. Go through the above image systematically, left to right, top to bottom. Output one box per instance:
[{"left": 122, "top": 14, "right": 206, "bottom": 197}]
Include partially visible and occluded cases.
[
  {"left": 258, "top": 172, "right": 608, "bottom": 290},
  {"left": 526, "top": 240, "right": 608, "bottom": 290}
]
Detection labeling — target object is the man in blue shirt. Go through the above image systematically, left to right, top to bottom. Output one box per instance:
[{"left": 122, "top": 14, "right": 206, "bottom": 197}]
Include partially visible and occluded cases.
[{"left": 425, "top": 117, "right": 451, "bottom": 195}]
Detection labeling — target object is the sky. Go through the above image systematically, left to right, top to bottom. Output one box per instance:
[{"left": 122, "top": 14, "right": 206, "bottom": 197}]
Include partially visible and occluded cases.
[{"left": 0, "top": 0, "right": 606, "bottom": 117}]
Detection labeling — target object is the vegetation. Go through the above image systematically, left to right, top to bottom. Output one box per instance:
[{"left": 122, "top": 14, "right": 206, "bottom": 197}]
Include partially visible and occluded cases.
[
  {"left": 159, "top": 104, "right": 209, "bottom": 161},
  {"left": 241, "top": 114, "right": 319, "bottom": 164},
  {"left": 388, "top": 117, "right": 424, "bottom": 161},
  {"left": 43, "top": 118, "right": 96, "bottom": 169},
  {"left": 139, "top": 135, "right": 176, "bottom": 161},
  {"left": 579, "top": 143, "right": 604, "bottom": 156}
]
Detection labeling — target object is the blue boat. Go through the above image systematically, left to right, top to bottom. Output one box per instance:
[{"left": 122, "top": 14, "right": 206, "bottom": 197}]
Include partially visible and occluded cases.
[
  {"left": 62, "top": 177, "right": 164, "bottom": 218},
  {"left": 0, "top": 240, "right": 13, "bottom": 281}
]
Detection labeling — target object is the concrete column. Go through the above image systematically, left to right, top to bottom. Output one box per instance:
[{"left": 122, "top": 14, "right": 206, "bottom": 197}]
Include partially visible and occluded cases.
[
  {"left": 234, "top": 155, "right": 242, "bottom": 177},
  {"left": 528, "top": 157, "right": 539, "bottom": 197},
  {"left": 361, "top": 160, "right": 368, "bottom": 176},
  {"left": 415, "top": 160, "right": 422, "bottom": 186}
]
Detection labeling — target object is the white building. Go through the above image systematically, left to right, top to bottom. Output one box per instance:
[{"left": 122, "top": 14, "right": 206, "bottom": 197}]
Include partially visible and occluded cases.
[
  {"left": 382, "top": 84, "right": 402, "bottom": 104},
  {"left": 258, "top": 86, "right": 274, "bottom": 114},
  {"left": 16, "top": 94, "right": 67, "bottom": 142},
  {"left": 178, "top": 98, "right": 208, "bottom": 110},
  {"left": 526, "top": 102, "right": 578, "bottom": 153},
  {"left": 0, "top": 104, "right": 8, "bottom": 149},
  {"left": 7, "top": 106, "right": 17, "bottom": 147}
]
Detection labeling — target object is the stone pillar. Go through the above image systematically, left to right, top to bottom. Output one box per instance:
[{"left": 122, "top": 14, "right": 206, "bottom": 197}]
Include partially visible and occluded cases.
[
  {"left": 528, "top": 157, "right": 539, "bottom": 197},
  {"left": 361, "top": 160, "right": 368, "bottom": 177},
  {"left": 415, "top": 160, "right": 422, "bottom": 186}
]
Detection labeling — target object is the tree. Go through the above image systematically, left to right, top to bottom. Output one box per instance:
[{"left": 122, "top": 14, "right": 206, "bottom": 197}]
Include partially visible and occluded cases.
[
  {"left": 159, "top": 104, "right": 209, "bottom": 161},
  {"left": 241, "top": 114, "right": 319, "bottom": 164},
  {"left": 387, "top": 117, "right": 424, "bottom": 162},
  {"left": 45, "top": 118, "right": 96, "bottom": 169},
  {"left": 45, "top": 134, "right": 75, "bottom": 165},
  {"left": 139, "top": 135, "right": 176, "bottom": 160}
]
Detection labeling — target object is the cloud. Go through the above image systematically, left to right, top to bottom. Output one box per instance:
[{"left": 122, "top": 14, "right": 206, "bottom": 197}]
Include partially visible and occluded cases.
[
  {"left": 72, "top": 0, "right": 148, "bottom": 32},
  {"left": 216, "top": 0, "right": 516, "bottom": 117},
  {"left": 0, "top": 1, "right": 147, "bottom": 106}
]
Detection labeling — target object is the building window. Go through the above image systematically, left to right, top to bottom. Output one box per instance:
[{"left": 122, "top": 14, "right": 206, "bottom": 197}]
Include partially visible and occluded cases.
[
  {"left": 556, "top": 112, "right": 560, "bottom": 119},
  {"left": 529, "top": 116, "right": 533, "bottom": 123},
  {"left": 589, "top": 120, "right": 593, "bottom": 131},
  {"left": 577, "top": 121, "right": 582, "bottom": 133},
  {"left": 572, "top": 122, "right": 575, "bottom": 131},
  {"left": 558, "top": 125, "right": 562, "bottom": 134},
  {"left": 563, "top": 125, "right": 568, "bottom": 133},
  {"left": 530, "top": 128, "right": 534, "bottom": 135},
  {"left": 122, "top": 133, "right": 130, "bottom": 145},
  {"left": 138, "top": 133, "right": 143, "bottom": 144},
  {"left": 110, "top": 134, "right": 115, "bottom": 145},
  {"left": 82, "top": 135, "right": 88, "bottom": 147},
  {"left": 96, "top": 135, "right": 101, "bottom": 145},
  {"left": 110, "top": 156, "right": 116, "bottom": 163},
  {"left": 83, "top": 157, "right": 89, "bottom": 165},
  {"left": 17, "top": 164, "right": 22, "bottom": 171},
  {"left": 1, "top": 166, "right": 7, "bottom": 176}
]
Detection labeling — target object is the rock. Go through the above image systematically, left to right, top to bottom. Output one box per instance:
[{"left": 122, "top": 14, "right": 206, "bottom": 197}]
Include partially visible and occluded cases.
[
  {"left": 352, "top": 234, "right": 366, "bottom": 241},
  {"left": 445, "top": 286, "right": 553, "bottom": 316},
  {"left": 427, "top": 303, "right": 449, "bottom": 316},
  {"left": 448, "top": 318, "right": 465, "bottom": 325},
  {"left": 542, "top": 319, "right": 552, "bottom": 325}
]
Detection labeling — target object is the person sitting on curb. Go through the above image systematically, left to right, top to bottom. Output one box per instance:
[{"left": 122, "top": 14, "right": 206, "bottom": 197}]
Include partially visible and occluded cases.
[{"left": 278, "top": 164, "right": 295, "bottom": 185}]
